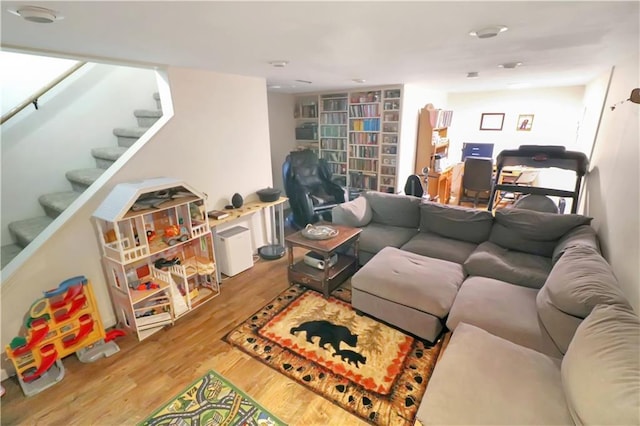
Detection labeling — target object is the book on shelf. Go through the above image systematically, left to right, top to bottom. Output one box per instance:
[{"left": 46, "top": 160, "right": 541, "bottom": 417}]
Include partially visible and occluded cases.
[{"left": 208, "top": 210, "right": 230, "bottom": 220}]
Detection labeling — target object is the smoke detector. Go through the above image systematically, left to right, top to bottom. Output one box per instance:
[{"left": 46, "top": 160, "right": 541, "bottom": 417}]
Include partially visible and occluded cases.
[
  {"left": 8, "top": 6, "right": 63, "bottom": 23},
  {"left": 469, "top": 25, "right": 508, "bottom": 39},
  {"left": 466, "top": 72, "right": 479, "bottom": 79}
]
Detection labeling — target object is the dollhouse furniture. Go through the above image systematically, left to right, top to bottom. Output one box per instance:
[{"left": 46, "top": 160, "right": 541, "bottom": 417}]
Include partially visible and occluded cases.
[{"left": 93, "top": 177, "right": 219, "bottom": 341}]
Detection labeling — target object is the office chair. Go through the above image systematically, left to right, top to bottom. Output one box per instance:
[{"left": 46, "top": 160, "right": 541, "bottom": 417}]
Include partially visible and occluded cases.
[
  {"left": 283, "top": 149, "right": 347, "bottom": 228},
  {"left": 458, "top": 157, "right": 493, "bottom": 208}
]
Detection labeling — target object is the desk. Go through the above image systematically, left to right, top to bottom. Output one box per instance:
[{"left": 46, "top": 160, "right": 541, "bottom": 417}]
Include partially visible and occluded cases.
[
  {"left": 427, "top": 163, "right": 464, "bottom": 204},
  {"left": 208, "top": 197, "right": 287, "bottom": 282}
]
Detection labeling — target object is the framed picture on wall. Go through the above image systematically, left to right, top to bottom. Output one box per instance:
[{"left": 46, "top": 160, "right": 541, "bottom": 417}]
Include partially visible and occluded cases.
[
  {"left": 480, "top": 113, "right": 505, "bottom": 131},
  {"left": 517, "top": 114, "right": 534, "bottom": 131}
]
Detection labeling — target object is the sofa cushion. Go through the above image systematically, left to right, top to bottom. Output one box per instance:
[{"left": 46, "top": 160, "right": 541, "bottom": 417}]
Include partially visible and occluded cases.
[
  {"left": 364, "top": 191, "right": 421, "bottom": 228},
  {"left": 330, "top": 195, "right": 372, "bottom": 227},
  {"left": 419, "top": 202, "right": 493, "bottom": 243},
  {"left": 490, "top": 209, "right": 592, "bottom": 257},
  {"left": 358, "top": 222, "right": 418, "bottom": 255},
  {"left": 551, "top": 224, "right": 599, "bottom": 264},
  {"left": 401, "top": 232, "right": 478, "bottom": 265},
  {"left": 464, "top": 241, "right": 552, "bottom": 289},
  {"left": 544, "top": 245, "right": 630, "bottom": 319},
  {"left": 352, "top": 247, "right": 465, "bottom": 319},
  {"left": 447, "top": 276, "right": 561, "bottom": 357},
  {"left": 536, "top": 287, "right": 583, "bottom": 355},
  {"left": 562, "top": 304, "right": 640, "bottom": 426},
  {"left": 417, "top": 323, "right": 571, "bottom": 425}
]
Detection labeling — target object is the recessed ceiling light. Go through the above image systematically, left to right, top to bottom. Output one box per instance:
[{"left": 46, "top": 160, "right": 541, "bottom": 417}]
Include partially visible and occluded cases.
[
  {"left": 8, "top": 6, "right": 63, "bottom": 23},
  {"left": 469, "top": 25, "right": 508, "bottom": 39},
  {"left": 268, "top": 60, "right": 289, "bottom": 68},
  {"left": 498, "top": 62, "right": 523, "bottom": 69},
  {"left": 466, "top": 72, "right": 479, "bottom": 79},
  {"left": 352, "top": 78, "right": 366, "bottom": 84},
  {"left": 508, "top": 82, "right": 531, "bottom": 89},
  {"left": 267, "top": 85, "right": 282, "bottom": 89}
]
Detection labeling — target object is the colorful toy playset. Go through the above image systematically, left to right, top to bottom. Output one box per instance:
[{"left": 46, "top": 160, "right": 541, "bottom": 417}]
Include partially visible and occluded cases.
[{"left": 5, "top": 276, "right": 123, "bottom": 396}]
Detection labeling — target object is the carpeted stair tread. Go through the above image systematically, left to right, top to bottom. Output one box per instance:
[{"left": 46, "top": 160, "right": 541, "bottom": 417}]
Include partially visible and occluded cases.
[
  {"left": 134, "top": 109, "right": 163, "bottom": 118},
  {"left": 113, "top": 127, "right": 149, "bottom": 138},
  {"left": 92, "top": 146, "right": 128, "bottom": 160},
  {"left": 65, "top": 168, "right": 104, "bottom": 191},
  {"left": 39, "top": 191, "right": 80, "bottom": 218},
  {"left": 8, "top": 216, "right": 54, "bottom": 248},
  {"left": 1, "top": 244, "right": 22, "bottom": 268}
]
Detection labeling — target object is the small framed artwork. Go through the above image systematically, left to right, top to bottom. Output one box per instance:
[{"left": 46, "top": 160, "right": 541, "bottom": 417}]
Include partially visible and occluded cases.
[
  {"left": 480, "top": 113, "right": 505, "bottom": 131},
  {"left": 517, "top": 114, "right": 534, "bottom": 131}
]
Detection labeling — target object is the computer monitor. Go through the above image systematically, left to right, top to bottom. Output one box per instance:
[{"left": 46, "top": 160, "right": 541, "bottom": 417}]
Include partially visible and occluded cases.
[{"left": 461, "top": 143, "right": 495, "bottom": 161}]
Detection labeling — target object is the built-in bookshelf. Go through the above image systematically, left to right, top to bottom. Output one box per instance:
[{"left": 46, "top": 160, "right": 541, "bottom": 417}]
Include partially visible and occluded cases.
[
  {"left": 293, "top": 86, "right": 402, "bottom": 193},
  {"left": 379, "top": 88, "right": 402, "bottom": 193},
  {"left": 319, "top": 93, "right": 349, "bottom": 186},
  {"left": 294, "top": 95, "right": 319, "bottom": 153}
]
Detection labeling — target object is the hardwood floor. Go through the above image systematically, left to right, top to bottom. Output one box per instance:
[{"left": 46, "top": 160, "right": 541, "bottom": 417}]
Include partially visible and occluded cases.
[{"left": 1, "top": 248, "right": 368, "bottom": 426}]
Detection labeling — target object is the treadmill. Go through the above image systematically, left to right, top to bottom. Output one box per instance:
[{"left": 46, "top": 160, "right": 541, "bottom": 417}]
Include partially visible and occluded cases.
[{"left": 488, "top": 145, "right": 589, "bottom": 213}]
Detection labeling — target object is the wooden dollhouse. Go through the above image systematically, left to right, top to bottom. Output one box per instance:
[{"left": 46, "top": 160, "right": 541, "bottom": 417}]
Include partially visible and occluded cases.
[{"left": 93, "top": 177, "right": 219, "bottom": 341}]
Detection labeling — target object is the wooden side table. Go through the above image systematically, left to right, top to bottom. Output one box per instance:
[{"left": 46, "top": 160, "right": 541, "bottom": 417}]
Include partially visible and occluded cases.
[{"left": 285, "top": 224, "right": 361, "bottom": 298}]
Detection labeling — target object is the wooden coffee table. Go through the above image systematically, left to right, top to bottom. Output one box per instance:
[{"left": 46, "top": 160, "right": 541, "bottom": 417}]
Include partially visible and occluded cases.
[{"left": 285, "top": 223, "right": 361, "bottom": 298}]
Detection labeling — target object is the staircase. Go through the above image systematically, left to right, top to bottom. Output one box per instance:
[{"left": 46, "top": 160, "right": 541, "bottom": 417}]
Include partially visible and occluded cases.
[{"left": 1, "top": 93, "right": 162, "bottom": 269}]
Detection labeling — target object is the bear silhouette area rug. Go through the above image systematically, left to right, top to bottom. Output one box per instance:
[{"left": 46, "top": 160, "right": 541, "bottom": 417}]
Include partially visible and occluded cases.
[{"left": 224, "top": 284, "right": 443, "bottom": 426}]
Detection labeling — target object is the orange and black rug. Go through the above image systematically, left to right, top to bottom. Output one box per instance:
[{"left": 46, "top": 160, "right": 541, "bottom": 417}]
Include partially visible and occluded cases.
[{"left": 224, "top": 284, "right": 443, "bottom": 425}]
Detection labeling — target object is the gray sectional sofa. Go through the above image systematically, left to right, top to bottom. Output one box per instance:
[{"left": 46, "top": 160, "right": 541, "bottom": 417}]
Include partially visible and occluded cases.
[{"left": 332, "top": 191, "right": 639, "bottom": 425}]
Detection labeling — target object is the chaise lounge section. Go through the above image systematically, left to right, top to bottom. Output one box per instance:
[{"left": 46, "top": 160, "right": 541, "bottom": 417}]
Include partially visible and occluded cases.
[{"left": 332, "top": 191, "right": 639, "bottom": 424}]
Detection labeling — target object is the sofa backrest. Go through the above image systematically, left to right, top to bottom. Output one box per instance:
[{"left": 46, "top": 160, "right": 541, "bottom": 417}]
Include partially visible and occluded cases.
[
  {"left": 363, "top": 191, "right": 421, "bottom": 228},
  {"left": 419, "top": 202, "right": 493, "bottom": 244},
  {"left": 489, "top": 209, "right": 593, "bottom": 257},
  {"left": 537, "top": 245, "right": 630, "bottom": 354},
  {"left": 561, "top": 304, "right": 639, "bottom": 425}
]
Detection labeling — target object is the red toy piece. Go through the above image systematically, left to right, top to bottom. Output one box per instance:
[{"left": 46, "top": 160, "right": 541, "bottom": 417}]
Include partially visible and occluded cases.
[
  {"left": 12, "top": 319, "right": 49, "bottom": 356},
  {"left": 105, "top": 329, "right": 126, "bottom": 342}
]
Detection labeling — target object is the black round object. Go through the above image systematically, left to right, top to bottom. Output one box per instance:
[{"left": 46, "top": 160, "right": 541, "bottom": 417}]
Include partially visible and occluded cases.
[
  {"left": 257, "top": 187, "right": 281, "bottom": 202},
  {"left": 231, "top": 193, "right": 243, "bottom": 208},
  {"left": 258, "top": 245, "right": 285, "bottom": 260}
]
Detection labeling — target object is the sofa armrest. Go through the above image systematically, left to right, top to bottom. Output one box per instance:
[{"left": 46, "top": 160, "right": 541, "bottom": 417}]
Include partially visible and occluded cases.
[
  {"left": 331, "top": 196, "right": 372, "bottom": 227},
  {"left": 552, "top": 225, "right": 599, "bottom": 264}
]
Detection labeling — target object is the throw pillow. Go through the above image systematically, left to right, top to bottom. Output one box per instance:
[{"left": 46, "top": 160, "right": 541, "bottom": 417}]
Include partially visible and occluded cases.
[{"left": 331, "top": 195, "right": 372, "bottom": 228}]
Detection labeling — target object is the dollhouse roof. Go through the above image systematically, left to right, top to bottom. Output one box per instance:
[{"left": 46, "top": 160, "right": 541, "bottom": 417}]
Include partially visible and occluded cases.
[{"left": 92, "top": 177, "right": 206, "bottom": 222}]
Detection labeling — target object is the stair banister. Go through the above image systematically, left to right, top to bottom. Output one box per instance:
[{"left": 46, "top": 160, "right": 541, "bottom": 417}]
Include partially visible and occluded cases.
[{"left": 1, "top": 61, "right": 87, "bottom": 125}]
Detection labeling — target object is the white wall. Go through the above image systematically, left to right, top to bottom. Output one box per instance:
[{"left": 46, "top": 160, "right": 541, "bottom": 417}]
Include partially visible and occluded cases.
[
  {"left": 0, "top": 51, "right": 78, "bottom": 115},
  {"left": 584, "top": 55, "right": 640, "bottom": 313},
  {"left": 1, "top": 64, "right": 158, "bottom": 245},
  {"left": 0, "top": 67, "right": 273, "bottom": 373},
  {"left": 447, "top": 86, "right": 585, "bottom": 163},
  {"left": 267, "top": 92, "right": 296, "bottom": 194}
]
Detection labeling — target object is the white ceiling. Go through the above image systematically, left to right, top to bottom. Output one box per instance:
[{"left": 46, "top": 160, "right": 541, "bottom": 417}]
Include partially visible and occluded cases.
[{"left": 2, "top": 1, "right": 639, "bottom": 94}]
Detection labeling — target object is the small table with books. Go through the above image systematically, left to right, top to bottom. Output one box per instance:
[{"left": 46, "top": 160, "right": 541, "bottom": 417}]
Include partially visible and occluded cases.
[{"left": 285, "top": 223, "right": 361, "bottom": 298}]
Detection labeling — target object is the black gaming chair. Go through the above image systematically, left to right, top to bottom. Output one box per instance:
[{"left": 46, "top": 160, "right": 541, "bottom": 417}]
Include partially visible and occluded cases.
[{"left": 283, "top": 149, "right": 347, "bottom": 228}]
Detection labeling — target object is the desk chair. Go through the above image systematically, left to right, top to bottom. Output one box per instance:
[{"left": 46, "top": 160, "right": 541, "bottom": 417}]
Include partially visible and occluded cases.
[{"left": 459, "top": 157, "right": 493, "bottom": 208}]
